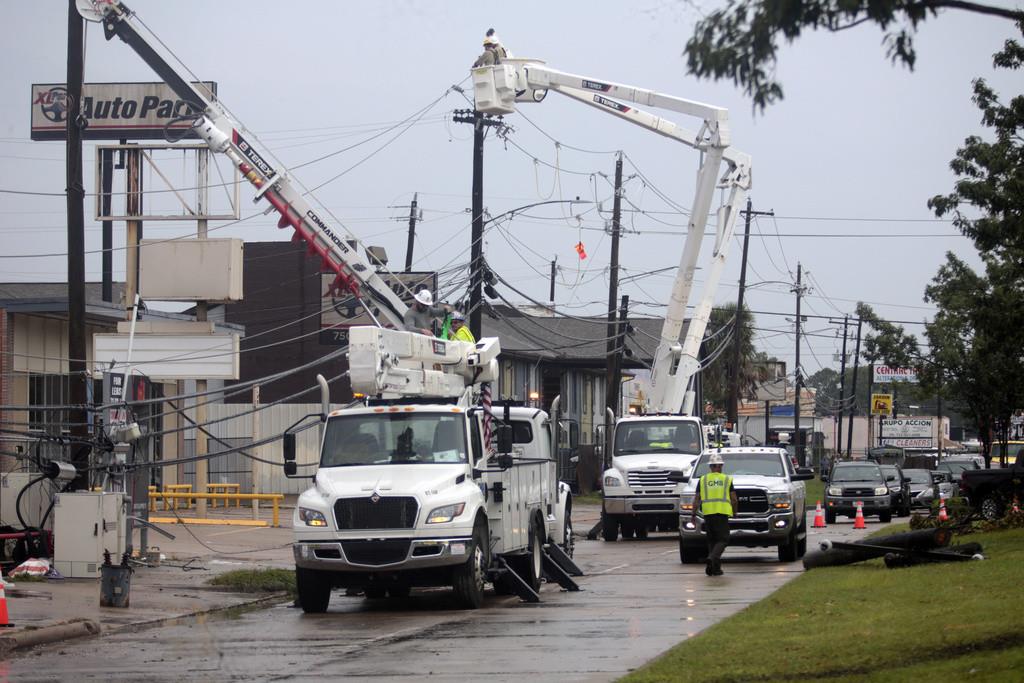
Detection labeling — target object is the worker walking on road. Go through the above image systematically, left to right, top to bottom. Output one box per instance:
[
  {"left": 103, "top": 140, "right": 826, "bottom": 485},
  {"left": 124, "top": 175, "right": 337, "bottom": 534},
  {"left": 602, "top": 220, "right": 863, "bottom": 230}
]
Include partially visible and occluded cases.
[
  {"left": 447, "top": 311, "right": 476, "bottom": 343},
  {"left": 691, "top": 453, "right": 739, "bottom": 576}
]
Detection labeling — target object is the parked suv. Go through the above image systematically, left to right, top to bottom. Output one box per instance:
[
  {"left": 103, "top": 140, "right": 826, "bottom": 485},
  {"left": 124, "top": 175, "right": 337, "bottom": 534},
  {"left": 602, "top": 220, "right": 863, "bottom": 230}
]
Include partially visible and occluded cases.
[
  {"left": 674, "top": 447, "right": 814, "bottom": 563},
  {"left": 825, "top": 462, "right": 892, "bottom": 524},
  {"left": 880, "top": 464, "right": 912, "bottom": 517}
]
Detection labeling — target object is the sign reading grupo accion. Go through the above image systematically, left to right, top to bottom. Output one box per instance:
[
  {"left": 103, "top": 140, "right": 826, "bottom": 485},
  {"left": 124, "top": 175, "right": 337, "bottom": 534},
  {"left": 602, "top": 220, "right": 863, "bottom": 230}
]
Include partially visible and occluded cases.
[{"left": 31, "top": 81, "right": 217, "bottom": 141}]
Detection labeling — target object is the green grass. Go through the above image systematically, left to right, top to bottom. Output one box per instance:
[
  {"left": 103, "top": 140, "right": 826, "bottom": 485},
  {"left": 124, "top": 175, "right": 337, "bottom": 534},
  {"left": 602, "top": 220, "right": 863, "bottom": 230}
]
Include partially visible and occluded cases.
[
  {"left": 804, "top": 477, "right": 825, "bottom": 507},
  {"left": 574, "top": 491, "right": 603, "bottom": 505},
  {"left": 622, "top": 527, "right": 1024, "bottom": 682},
  {"left": 207, "top": 568, "right": 296, "bottom": 594}
]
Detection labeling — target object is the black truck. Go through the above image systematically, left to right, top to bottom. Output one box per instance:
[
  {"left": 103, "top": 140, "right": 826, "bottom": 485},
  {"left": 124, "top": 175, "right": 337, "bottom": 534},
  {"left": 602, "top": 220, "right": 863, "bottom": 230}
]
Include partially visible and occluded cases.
[{"left": 959, "top": 464, "right": 1024, "bottom": 520}]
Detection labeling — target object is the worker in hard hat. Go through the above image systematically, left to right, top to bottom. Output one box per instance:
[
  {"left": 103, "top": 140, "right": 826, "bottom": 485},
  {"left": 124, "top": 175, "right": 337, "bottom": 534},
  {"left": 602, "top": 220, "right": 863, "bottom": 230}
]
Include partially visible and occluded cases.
[
  {"left": 472, "top": 28, "right": 510, "bottom": 67},
  {"left": 403, "top": 288, "right": 450, "bottom": 336},
  {"left": 447, "top": 311, "right": 476, "bottom": 344},
  {"left": 691, "top": 452, "right": 738, "bottom": 576}
]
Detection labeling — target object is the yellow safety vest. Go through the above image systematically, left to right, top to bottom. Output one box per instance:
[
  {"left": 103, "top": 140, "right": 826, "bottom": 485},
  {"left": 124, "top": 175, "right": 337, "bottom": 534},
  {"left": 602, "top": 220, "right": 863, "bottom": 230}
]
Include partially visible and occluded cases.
[{"left": 699, "top": 472, "right": 734, "bottom": 516}]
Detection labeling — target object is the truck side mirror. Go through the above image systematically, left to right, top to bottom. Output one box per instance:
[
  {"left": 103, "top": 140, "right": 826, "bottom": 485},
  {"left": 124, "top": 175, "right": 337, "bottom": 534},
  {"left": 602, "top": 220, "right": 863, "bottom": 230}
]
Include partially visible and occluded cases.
[
  {"left": 496, "top": 423, "right": 513, "bottom": 455},
  {"left": 283, "top": 433, "right": 298, "bottom": 477},
  {"left": 496, "top": 453, "right": 514, "bottom": 470}
]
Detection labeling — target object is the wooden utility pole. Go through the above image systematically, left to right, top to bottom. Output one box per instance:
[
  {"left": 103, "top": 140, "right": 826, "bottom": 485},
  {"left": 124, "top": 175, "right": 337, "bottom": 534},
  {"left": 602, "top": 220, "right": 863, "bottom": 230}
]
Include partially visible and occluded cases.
[
  {"left": 66, "top": 0, "right": 89, "bottom": 489},
  {"left": 452, "top": 109, "right": 503, "bottom": 339},
  {"left": 605, "top": 153, "right": 624, "bottom": 419},
  {"left": 403, "top": 192, "right": 418, "bottom": 271},
  {"left": 728, "top": 198, "right": 773, "bottom": 427},
  {"left": 792, "top": 263, "right": 806, "bottom": 466},
  {"left": 836, "top": 315, "right": 850, "bottom": 457},
  {"left": 846, "top": 319, "right": 863, "bottom": 458}
]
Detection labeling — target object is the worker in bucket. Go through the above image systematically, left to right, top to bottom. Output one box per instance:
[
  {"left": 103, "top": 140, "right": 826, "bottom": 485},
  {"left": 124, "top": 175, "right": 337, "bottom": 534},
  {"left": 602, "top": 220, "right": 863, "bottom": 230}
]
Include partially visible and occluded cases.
[
  {"left": 473, "top": 28, "right": 509, "bottom": 67},
  {"left": 403, "top": 288, "right": 450, "bottom": 336},
  {"left": 447, "top": 311, "right": 476, "bottom": 344},
  {"left": 691, "top": 453, "right": 739, "bottom": 576}
]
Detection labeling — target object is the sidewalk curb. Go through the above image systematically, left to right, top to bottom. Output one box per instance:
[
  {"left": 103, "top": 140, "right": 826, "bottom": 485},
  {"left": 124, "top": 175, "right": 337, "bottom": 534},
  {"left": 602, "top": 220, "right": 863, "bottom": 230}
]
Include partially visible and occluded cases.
[{"left": 0, "top": 592, "right": 288, "bottom": 657}]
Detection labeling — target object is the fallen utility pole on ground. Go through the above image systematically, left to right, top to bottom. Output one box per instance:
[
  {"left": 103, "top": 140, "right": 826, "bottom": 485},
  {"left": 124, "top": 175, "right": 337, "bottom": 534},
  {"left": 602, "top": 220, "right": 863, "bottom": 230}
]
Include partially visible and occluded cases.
[{"left": 801, "top": 527, "right": 980, "bottom": 570}]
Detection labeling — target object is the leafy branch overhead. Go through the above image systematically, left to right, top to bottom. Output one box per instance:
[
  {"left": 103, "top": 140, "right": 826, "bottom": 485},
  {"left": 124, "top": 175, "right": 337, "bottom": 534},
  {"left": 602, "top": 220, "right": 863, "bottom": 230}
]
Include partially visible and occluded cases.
[{"left": 684, "top": 0, "right": 1024, "bottom": 110}]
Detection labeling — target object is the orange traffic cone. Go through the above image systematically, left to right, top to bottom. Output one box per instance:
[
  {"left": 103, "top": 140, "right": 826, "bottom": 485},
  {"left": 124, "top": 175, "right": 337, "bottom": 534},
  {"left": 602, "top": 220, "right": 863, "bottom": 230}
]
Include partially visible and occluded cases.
[
  {"left": 938, "top": 496, "right": 949, "bottom": 522},
  {"left": 812, "top": 500, "right": 827, "bottom": 528},
  {"left": 853, "top": 501, "right": 867, "bottom": 529},
  {"left": 0, "top": 580, "right": 13, "bottom": 628}
]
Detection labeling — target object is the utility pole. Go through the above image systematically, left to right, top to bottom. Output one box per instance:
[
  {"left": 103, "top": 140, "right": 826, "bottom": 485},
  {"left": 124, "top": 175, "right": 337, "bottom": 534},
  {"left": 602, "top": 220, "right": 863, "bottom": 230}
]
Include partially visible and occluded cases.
[
  {"left": 66, "top": 0, "right": 89, "bottom": 490},
  {"left": 452, "top": 109, "right": 504, "bottom": 339},
  {"left": 605, "top": 152, "right": 624, "bottom": 420},
  {"left": 403, "top": 192, "right": 418, "bottom": 271},
  {"left": 728, "top": 198, "right": 773, "bottom": 428},
  {"left": 549, "top": 257, "right": 557, "bottom": 305},
  {"left": 791, "top": 263, "right": 807, "bottom": 466},
  {"left": 608, "top": 295, "right": 630, "bottom": 415},
  {"left": 835, "top": 315, "right": 850, "bottom": 457},
  {"left": 846, "top": 318, "right": 863, "bottom": 458}
]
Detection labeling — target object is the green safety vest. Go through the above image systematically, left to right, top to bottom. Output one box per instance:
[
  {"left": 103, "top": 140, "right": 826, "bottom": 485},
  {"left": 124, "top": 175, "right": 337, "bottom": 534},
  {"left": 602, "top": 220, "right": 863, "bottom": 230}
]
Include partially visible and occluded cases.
[{"left": 699, "top": 472, "right": 734, "bottom": 516}]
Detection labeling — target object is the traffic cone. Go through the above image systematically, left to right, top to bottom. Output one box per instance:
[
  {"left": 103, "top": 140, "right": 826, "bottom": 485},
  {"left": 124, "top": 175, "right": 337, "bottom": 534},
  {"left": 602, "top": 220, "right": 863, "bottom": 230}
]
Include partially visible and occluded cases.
[
  {"left": 938, "top": 496, "right": 949, "bottom": 522},
  {"left": 812, "top": 500, "right": 827, "bottom": 528},
  {"left": 853, "top": 501, "right": 867, "bottom": 529},
  {"left": 0, "top": 580, "right": 13, "bottom": 627}
]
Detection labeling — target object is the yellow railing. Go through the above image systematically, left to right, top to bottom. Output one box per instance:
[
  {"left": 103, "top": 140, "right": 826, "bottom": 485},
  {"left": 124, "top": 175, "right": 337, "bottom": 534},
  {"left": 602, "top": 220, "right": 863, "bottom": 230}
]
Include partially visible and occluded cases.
[{"left": 148, "top": 492, "right": 285, "bottom": 527}]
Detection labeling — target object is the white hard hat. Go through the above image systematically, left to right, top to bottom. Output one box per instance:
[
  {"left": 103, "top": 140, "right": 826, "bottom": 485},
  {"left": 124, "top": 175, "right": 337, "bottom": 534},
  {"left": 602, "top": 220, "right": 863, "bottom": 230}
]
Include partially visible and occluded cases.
[
  {"left": 483, "top": 35, "right": 498, "bottom": 47},
  {"left": 414, "top": 289, "right": 434, "bottom": 306},
  {"left": 451, "top": 310, "right": 466, "bottom": 322},
  {"left": 708, "top": 453, "right": 725, "bottom": 466}
]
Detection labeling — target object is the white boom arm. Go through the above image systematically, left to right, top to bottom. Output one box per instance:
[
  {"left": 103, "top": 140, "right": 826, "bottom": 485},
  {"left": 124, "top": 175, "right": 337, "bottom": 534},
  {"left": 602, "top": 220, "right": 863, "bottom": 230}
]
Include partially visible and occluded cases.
[
  {"left": 78, "top": 0, "right": 409, "bottom": 328},
  {"left": 473, "top": 61, "right": 751, "bottom": 415}
]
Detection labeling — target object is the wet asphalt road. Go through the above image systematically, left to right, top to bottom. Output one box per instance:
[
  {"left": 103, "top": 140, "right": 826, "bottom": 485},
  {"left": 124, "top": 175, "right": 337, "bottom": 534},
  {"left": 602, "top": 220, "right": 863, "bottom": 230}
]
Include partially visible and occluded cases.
[{"left": 5, "top": 510, "right": 885, "bottom": 682}]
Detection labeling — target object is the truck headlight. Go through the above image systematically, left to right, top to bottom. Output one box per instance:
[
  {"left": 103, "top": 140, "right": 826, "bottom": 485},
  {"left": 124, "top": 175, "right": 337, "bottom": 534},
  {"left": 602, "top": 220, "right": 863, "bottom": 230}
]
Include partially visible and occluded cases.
[
  {"left": 603, "top": 474, "right": 623, "bottom": 488},
  {"left": 827, "top": 486, "right": 842, "bottom": 496},
  {"left": 874, "top": 486, "right": 888, "bottom": 496},
  {"left": 768, "top": 492, "right": 792, "bottom": 510},
  {"left": 679, "top": 494, "right": 695, "bottom": 513},
  {"left": 426, "top": 502, "right": 465, "bottom": 524},
  {"left": 298, "top": 507, "right": 328, "bottom": 527}
]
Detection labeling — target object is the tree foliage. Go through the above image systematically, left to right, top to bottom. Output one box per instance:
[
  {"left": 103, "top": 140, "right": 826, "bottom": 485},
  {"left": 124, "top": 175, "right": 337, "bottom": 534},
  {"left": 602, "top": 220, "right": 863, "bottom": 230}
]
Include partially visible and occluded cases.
[
  {"left": 684, "top": 1, "right": 1024, "bottom": 110},
  {"left": 856, "top": 29, "right": 1024, "bottom": 465},
  {"left": 700, "top": 303, "right": 777, "bottom": 412}
]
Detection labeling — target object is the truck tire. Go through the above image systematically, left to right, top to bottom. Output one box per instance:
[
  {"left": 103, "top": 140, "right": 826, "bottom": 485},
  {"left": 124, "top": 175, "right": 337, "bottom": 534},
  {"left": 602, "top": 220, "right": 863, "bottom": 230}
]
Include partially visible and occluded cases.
[
  {"left": 981, "top": 494, "right": 1004, "bottom": 521},
  {"left": 825, "top": 509, "right": 837, "bottom": 525},
  {"left": 601, "top": 512, "right": 619, "bottom": 542},
  {"left": 520, "top": 517, "right": 544, "bottom": 592},
  {"left": 452, "top": 520, "right": 489, "bottom": 609},
  {"left": 621, "top": 521, "right": 636, "bottom": 540},
  {"left": 634, "top": 524, "right": 649, "bottom": 540},
  {"left": 777, "top": 527, "right": 799, "bottom": 562},
  {"left": 679, "top": 540, "right": 703, "bottom": 564},
  {"left": 296, "top": 566, "right": 332, "bottom": 614}
]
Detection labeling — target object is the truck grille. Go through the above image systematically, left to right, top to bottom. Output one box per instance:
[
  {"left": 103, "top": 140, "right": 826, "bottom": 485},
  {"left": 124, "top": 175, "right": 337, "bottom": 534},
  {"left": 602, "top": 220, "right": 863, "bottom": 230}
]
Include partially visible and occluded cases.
[
  {"left": 627, "top": 469, "right": 672, "bottom": 488},
  {"left": 842, "top": 487, "right": 876, "bottom": 498},
  {"left": 734, "top": 488, "right": 769, "bottom": 514},
  {"left": 334, "top": 496, "right": 419, "bottom": 530},
  {"left": 340, "top": 539, "right": 411, "bottom": 566}
]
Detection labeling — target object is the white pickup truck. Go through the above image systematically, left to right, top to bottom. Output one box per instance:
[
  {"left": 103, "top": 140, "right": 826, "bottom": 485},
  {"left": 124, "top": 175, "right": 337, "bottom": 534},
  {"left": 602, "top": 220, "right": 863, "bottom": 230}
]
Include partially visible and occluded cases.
[
  {"left": 287, "top": 400, "right": 577, "bottom": 611},
  {"left": 674, "top": 447, "right": 814, "bottom": 562}
]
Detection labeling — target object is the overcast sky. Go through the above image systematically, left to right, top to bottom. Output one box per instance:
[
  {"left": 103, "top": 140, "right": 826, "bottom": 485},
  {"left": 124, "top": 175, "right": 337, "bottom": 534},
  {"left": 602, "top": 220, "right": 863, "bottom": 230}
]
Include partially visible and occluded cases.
[{"left": 2, "top": 1, "right": 1020, "bottom": 381}]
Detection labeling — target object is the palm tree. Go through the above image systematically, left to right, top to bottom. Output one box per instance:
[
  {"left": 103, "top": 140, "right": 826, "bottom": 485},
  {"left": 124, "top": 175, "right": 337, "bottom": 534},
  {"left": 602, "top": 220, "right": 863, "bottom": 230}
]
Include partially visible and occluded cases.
[{"left": 700, "top": 303, "right": 774, "bottom": 420}]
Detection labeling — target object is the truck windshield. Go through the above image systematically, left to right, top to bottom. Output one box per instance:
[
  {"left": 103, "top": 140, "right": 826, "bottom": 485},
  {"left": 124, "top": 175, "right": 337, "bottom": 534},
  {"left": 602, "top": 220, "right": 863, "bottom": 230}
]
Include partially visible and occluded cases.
[
  {"left": 321, "top": 413, "right": 468, "bottom": 467},
  {"left": 615, "top": 421, "right": 702, "bottom": 455},
  {"left": 691, "top": 453, "right": 786, "bottom": 478}
]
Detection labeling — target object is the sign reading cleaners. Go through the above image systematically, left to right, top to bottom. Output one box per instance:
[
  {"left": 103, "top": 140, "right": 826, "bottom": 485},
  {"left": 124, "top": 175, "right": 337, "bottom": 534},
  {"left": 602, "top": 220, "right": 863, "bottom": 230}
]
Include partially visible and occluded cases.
[
  {"left": 31, "top": 81, "right": 216, "bottom": 141},
  {"left": 873, "top": 365, "right": 919, "bottom": 383},
  {"left": 881, "top": 418, "right": 934, "bottom": 448}
]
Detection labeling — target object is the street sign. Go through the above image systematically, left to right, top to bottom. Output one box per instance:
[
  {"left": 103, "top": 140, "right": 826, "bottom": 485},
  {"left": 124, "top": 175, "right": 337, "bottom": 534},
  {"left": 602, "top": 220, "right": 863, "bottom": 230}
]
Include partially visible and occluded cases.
[
  {"left": 873, "top": 366, "right": 919, "bottom": 383},
  {"left": 871, "top": 393, "right": 893, "bottom": 416},
  {"left": 881, "top": 418, "right": 934, "bottom": 448}
]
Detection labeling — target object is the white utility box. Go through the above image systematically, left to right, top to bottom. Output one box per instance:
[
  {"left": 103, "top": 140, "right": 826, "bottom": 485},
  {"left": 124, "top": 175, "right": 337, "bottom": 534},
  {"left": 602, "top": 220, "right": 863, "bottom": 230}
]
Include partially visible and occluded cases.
[
  {"left": 140, "top": 237, "right": 244, "bottom": 302},
  {"left": 0, "top": 472, "right": 50, "bottom": 528},
  {"left": 53, "top": 492, "right": 127, "bottom": 578}
]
